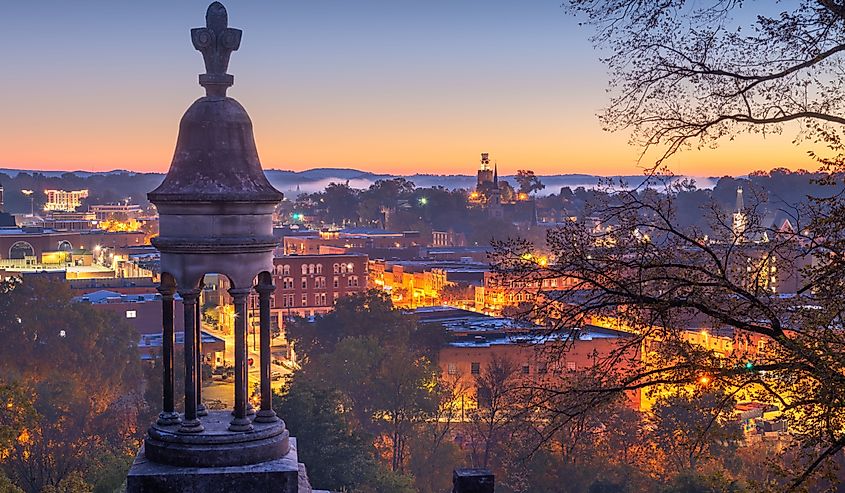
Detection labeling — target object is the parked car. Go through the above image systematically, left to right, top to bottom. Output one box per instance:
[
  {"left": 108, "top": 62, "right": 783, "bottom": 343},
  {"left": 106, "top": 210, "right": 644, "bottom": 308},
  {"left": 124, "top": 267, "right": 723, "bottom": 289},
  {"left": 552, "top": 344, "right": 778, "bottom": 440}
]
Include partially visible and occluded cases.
[{"left": 211, "top": 366, "right": 234, "bottom": 381}]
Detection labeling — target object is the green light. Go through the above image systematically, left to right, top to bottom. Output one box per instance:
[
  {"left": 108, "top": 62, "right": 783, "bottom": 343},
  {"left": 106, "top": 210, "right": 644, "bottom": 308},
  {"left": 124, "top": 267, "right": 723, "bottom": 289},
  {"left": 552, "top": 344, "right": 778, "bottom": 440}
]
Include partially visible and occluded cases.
[
  {"left": 419, "top": 197, "right": 428, "bottom": 205},
  {"left": 292, "top": 213, "right": 303, "bottom": 221},
  {"left": 745, "top": 361, "right": 754, "bottom": 370}
]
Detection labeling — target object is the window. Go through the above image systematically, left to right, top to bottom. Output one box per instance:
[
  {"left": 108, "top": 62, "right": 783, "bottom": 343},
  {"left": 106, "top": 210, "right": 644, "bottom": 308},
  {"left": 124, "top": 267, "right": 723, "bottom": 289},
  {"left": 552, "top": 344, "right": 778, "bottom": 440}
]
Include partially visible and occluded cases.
[
  {"left": 333, "top": 263, "right": 340, "bottom": 274},
  {"left": 340, "top": 263, "right": 347, "bottom": 274},
  {"left": 347, "top": 263, "right": 354, "bottom": 273},
  {"left": 301, "top": 264, "right": 308, "bottom": 275},
  {"left": 308, "top": 264, "right": 315, "bottom": 275},
  {"left": 316, "top": 264, "right": 323, "bottom": 274},
  {"left": 283, "top": 265, "right": 290, "bottom": 276},
  {"left": 347, "top": 276, "right": 359, "bottom": 288},
  {"left": 283, "top": 277, "right": 293, "bottom": 290},
  {"left": 315, "top": 277, "right": 326, "bottom": 289},
  {"left": 333, "top": 277, "right": 339, "bottom": 288},
  {"left": 301, "top": 278, "right": 307, "bottom": 289},
  {"left": 333, "top": 292, "right": 339, "bottom": 301},
  {"left": 301, "top": 295, "right": 307, "bottom": 306},
  {"left": 126, "top": 310, "right": 137, "bottom": 319},
  {"left": 566, "top": 361, "right": 577, "bottom": 371},
  {"left": 471, "top": 362, "right": 481, "bottom": 375},
  {"left": 447, "top": 363, "right": 458, "bottom": 375},
  {"left": 521, "top": 364, "right": 530, "bottom": 375},
  {"left": 537, "top": 364, "right": 548, "bottom": 374}
]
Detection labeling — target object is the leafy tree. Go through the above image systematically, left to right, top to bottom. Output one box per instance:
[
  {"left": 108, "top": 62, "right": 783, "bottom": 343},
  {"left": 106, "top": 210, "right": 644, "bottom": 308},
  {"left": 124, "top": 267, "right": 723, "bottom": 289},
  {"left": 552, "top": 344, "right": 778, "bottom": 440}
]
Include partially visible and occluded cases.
[
  {"left": 566, "top": 0, "right": 845, "bottom": 166},
  {"left": 515, "top": 170, "right": 545, "bottom": 195},
  {"left": 490, "top": 171, "right": 845, "bottom": 489},
  {"left": 358, "top": 178, "right": 416, "bottom": 226},
  {"left": 323, "top": 182, "right": 360, "bottom": 226},
  {"left": 0, "top": 277, "right": 144, "bottom": 493},
  {"left": 283, "top": 290, "right": 449, "bottom": 481},
  {"left": 286, "top": 290, "right": 443, "bottom": 360},
  {"left": 468, "top": 355, "right": 521, "bottom": 469},
  {"left": 407, "top": 375, "right": 468, "bottom": 493},
  {"left": 273, "top": 376, "right": 376, "bottom": 491},
  {"left": 647, "top": 392, "right": 742, "bottom": 477},
  {"left": 0, "top": 472, "right": 23, "bottom": 493},
  {"left": 41, "top": 473, "right": 92, "bottom": 493}
]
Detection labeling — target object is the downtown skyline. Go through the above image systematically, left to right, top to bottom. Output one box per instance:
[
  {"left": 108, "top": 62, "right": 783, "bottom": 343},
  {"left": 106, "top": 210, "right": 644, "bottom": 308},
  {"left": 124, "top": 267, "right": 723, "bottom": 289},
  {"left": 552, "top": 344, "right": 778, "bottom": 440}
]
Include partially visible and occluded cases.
[{"left": 0, "top": 0, "right": 817, "bottom": 177}]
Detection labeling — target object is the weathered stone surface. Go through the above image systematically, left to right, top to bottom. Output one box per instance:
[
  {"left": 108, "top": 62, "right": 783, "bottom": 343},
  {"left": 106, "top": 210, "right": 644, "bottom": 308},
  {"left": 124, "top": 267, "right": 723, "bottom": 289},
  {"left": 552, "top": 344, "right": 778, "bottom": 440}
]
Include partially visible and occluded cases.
[
  {"left": 148, "top": 96, "right": 283, "bottom": 203},
  {"left": 144, "top": 410, "right": 289, "bottom": 468},
  {"left": 127, "top": 438, "right": 301, "bottom": 493},
  {"left": 297, "top": 463, "right": 312, "bottom": 493},
  {"left": 453, "top": 468, "right": 495, "bottom": 493}
]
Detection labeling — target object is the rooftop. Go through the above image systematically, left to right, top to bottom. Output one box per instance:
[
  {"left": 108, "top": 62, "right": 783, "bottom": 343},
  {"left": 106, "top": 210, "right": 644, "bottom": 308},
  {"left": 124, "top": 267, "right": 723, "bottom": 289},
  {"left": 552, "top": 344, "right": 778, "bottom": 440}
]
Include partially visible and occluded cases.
[{"left": 74, "top": 289, "right": 178, "bottom": 304}]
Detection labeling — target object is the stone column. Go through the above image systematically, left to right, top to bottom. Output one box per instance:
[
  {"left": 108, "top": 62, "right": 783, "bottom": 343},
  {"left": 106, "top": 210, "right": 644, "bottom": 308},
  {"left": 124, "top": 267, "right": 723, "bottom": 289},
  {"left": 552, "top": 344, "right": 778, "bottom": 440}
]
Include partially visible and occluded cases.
[
  {"left": 254, "top": 282, "right": 278, "bottom": 423},
  {"left": 156, "top": 285, "right": 180, "bottom": 426},
  {"left": 229, "top": 288, "right": 253, "bottom": 431},
  {"left": 178, "top": 289, "right": 203, "bottom": 433},
  {"left": 195, "top": 299, "right": 207, "bottom": 417}
]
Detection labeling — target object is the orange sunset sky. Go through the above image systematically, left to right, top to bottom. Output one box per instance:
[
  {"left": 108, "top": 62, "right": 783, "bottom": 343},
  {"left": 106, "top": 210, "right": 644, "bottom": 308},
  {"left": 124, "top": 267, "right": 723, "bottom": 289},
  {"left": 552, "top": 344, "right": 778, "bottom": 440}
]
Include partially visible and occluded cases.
[{"left": 0, "top": 1, "right": 820, "bottom": 177}]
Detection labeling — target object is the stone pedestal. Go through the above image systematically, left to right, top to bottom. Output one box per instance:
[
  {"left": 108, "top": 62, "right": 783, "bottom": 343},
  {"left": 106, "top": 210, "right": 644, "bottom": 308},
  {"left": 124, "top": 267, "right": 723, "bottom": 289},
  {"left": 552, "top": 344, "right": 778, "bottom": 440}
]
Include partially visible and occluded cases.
[
  {"left": 127, "top": 438, "right": 302, "bottom": 493},
  {"left": 453, "top": 468, "right": 495, "bottom": 493}
]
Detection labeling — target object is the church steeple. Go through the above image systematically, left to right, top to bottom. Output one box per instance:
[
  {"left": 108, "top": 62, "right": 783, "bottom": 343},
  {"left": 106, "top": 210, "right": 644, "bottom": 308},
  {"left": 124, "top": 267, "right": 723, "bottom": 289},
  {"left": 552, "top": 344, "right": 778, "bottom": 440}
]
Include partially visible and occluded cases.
[{"left": 493, "top": 161, "right": 498, "bottom": 186}]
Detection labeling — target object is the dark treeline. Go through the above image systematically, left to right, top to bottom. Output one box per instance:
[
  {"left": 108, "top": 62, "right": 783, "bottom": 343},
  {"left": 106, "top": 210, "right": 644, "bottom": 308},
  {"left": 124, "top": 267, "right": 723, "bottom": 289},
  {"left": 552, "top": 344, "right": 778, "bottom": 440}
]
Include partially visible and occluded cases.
[
  {"left": 1, "top": 168, "right": 836, "bottom": 246},
  {"left": 0, "top": 172, "right": 163, "bottom": 213}
]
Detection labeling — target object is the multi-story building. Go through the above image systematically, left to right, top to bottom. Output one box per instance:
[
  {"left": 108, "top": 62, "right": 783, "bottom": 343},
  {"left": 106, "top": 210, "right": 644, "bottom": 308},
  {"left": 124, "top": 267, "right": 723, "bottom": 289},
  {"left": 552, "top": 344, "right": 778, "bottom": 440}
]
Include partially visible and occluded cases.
[
  {"left": 43, "top": 189, "right": 89, "bottom": 212},
  {"left": 89, "top": 203, "right": 143, "bottom": 221},
  {"left": 282, "top": 229, "right": 422, "bottom": 257},
  {"left": 270, "top": 253, "right": 369, "bottom": 318},
  {"left": 369, "top": 259, "right": 448, "bottom": 308},
  {"left": 475, "top": 270, "right": 579, "bottom": 314},
  {"left": 75, "top": 289, "right": 225, "bottom": 365},
  {"left": 415, "top": 307, "right": 640, "bottom": 414}
]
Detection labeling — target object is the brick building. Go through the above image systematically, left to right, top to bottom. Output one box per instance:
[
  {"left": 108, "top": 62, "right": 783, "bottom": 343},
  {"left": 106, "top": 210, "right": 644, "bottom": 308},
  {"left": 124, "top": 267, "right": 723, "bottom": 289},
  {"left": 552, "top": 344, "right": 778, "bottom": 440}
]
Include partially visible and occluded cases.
[
  {"left": 282, "top": 229, "right": 422, "bottom": 258},
  {"left": 270, "top": 253, "right": 369, "bottom": 318},
  {"left": 416, "top": 307, "right": 641, "bottom": 412}
]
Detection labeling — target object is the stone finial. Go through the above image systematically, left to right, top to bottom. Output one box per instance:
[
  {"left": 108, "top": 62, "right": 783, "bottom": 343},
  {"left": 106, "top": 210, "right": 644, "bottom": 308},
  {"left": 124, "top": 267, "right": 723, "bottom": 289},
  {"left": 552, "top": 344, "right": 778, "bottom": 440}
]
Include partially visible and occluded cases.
[{"left": 191, "top": 2, "right": 242, "bottom": 96}]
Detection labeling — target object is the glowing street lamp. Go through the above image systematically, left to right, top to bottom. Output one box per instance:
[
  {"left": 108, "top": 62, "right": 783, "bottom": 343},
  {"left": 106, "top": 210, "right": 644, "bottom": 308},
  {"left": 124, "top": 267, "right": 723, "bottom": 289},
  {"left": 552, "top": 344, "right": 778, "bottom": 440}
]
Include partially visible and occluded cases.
[{"left": 418, "top": 197, "right": 428, "bottom": 206}]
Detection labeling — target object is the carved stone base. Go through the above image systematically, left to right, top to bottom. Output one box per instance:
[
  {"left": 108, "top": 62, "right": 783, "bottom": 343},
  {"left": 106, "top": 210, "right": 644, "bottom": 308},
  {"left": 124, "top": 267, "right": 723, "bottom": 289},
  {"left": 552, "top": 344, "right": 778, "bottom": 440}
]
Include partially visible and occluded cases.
[
  {"left": 144, "top": 410, "right": 289, "bottom": 468},
  {"left": 127, "top": 438, "right": 301, "bottom": 493}
]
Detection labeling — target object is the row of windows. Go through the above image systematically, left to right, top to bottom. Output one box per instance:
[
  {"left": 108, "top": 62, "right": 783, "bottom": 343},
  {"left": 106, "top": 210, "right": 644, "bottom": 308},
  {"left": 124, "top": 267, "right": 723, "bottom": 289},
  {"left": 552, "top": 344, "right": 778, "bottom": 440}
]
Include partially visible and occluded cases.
[
  {"left": 274, "top": 262, "right": 357, "bottom": 276},
  {"left": 279, "top": 276, "right": 360, "bottom": 289},
  {"left": 280, "top": 292, "right": 342, "bottom": 307},
  {"left": 453, "top": 360, "right": 579, "bottom": 376}
]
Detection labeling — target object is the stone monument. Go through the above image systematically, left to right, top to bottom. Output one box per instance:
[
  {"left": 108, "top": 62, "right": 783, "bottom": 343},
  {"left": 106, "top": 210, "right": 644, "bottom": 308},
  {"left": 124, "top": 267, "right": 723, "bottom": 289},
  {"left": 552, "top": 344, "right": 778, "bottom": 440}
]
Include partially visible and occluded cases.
[{"left": 126, "top": 3, "right": 303, "bottom": 491}]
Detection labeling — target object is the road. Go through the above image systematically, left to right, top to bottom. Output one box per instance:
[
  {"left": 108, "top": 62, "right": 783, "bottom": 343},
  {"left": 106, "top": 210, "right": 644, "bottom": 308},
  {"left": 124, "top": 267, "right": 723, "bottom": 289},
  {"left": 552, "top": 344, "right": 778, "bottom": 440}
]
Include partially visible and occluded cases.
[{"left": 202, "top": 323, "right": 293, "bottom": 408}]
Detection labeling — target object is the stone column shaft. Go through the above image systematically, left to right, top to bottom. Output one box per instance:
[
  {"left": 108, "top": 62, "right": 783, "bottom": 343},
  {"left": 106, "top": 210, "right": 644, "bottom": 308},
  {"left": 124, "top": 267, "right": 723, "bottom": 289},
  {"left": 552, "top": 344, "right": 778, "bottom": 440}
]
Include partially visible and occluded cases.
[
  {"left": 254, "top": 282, "right": 278, "bottom": 423},
  {"left": 156, "top": 286, "right": 180, "bottom": 426},
  {"left": 229, "top": 288, "right": 253, "bottom": 431},
  {"left": 178, "top": 289, "right": 203, "bottom": 433},
  {"left": 195, "top": 299, "right": 207, "bottom": 416}
]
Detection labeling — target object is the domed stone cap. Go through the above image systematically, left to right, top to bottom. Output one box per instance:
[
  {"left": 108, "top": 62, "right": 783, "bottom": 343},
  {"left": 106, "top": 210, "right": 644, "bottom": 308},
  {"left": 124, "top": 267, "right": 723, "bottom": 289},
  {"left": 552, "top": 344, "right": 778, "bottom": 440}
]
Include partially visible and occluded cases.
[
  {"left": 148, "top": 1, "right": 282, "bottom": 204},
  {"left": 148, "top": 96, "right": 283, "bottom": 203}
]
